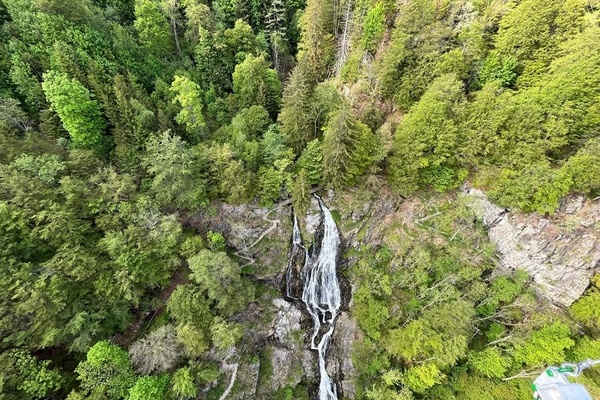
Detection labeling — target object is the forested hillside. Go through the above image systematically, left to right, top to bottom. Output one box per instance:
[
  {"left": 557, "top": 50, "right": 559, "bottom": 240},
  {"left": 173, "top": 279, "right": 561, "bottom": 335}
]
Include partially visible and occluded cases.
[{"left": 0, "top": 0, "right": 599, "bottom": 399}]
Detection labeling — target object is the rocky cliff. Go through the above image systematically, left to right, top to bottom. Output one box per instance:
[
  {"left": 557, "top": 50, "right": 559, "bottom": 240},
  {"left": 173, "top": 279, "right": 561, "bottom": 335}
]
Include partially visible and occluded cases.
[{"left": 462, "top": 187, "right": 600, "bottom": 306}]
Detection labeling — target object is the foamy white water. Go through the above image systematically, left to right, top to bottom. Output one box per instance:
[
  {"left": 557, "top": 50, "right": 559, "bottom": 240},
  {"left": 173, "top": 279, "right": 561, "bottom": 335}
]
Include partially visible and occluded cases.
[{"left": 288, "top": 197, "right": 341, "bottom": 400}]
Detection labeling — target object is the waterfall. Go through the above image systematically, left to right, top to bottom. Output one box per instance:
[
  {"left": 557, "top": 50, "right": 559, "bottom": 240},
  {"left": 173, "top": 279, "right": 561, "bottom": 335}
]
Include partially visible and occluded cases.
[{"left": 287, "top": 196, "right": 342, "bottom": 400}]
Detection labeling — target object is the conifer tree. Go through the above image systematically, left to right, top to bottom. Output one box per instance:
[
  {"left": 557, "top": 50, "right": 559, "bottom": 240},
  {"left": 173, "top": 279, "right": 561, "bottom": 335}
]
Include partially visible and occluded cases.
[
  {"left": 296, "top": 0, "right": 335, "bottom": 81},
  {"left": 278, "top": 66, "right": 312, "bottom": 153},
  {"left": 388, "top": 74, "right": 465, "bottom": 194},
  {"left": 321, "top": 103, "right": 376, "bottom": 189}
]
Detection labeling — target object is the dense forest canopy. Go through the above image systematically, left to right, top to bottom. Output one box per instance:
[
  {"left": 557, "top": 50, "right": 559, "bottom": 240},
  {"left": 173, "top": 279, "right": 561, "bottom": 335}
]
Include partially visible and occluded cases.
[{"left": 0, "top": 0, "right": 599, "bottom": 398}]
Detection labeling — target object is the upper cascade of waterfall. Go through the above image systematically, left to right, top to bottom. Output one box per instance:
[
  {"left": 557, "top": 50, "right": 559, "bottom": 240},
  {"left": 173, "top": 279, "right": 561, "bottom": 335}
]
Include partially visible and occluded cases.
[{"left": 286, "top": 196, "right": 343, "bottom": 400}]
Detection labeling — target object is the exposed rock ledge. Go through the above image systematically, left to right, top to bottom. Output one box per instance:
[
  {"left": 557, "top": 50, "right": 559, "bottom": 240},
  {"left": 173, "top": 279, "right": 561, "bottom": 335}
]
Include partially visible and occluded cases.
[{"left": 462, "top": 188, "right": 600, "bottom": 306}]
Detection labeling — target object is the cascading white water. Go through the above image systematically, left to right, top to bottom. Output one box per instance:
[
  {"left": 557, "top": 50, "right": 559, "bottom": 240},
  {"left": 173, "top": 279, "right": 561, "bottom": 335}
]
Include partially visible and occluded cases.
[{"left": 287, "top": 197, "right": 342, "bottom": 400}]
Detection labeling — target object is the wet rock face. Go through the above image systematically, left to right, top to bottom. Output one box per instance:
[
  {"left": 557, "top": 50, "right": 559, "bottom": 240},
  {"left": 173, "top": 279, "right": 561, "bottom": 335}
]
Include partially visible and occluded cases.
[
  {"left": 463, "top": 188, "right": 600, "bottom": 306},
  {"left": 272, "top": 298, "right": 302, "bottom": 342},
  {"left": 254, "top": 299, "right": 311, "bottom": 398},
  {"left": 326, "top": 312, "right": 360, "bottom": 399}
]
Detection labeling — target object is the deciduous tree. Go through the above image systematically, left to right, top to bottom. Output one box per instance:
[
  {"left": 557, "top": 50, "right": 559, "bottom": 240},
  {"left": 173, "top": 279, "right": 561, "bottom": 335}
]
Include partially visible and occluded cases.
[{"left": 41, "top": 71, "right": 106, "bottom": 149}]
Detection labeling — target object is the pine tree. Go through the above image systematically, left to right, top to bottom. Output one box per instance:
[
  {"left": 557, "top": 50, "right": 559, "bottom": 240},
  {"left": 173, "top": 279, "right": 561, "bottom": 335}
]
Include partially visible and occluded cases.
[
  {"left": 265, "top": 0, "right": 287, "bottom": 73},
  {"left": 296, "top": 0, "right": 335, "bottom": 81},
  {"left": 278, "top": 66, "right": 312, "bottom": 153},
  {"left": 388, "top": 74, "right": 465, "bottom": 194},
  {"left": 321, "top": 103, "right": 376, "bottom": 189},
  {"left": 142, "top": 131, "right": 208, "bottom": 209}
]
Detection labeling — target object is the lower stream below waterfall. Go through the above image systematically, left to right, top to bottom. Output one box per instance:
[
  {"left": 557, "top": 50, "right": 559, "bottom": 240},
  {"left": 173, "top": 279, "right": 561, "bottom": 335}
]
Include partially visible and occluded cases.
[{"left": 286, "top": 197, "right": 342, "bottom": 400}]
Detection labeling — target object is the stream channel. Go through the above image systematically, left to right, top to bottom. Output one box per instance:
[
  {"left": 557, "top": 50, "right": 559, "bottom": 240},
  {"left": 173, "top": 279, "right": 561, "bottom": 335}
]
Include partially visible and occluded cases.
[{"left": 286, "top": 196, "right": 343, "bottom": 400}]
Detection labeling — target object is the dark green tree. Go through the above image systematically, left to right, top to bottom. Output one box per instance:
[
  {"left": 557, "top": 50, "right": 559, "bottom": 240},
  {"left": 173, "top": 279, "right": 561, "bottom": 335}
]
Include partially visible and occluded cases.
[
  {"left": 134, "top": 0, "right": 173, "bottom": 57},
  {"left": 232, "top": 54, "right": 281, "bottom": 117},
  {"left": 388, "top": 74, "right": 465, "bottom": 194},
  {"left": 322, "top": 103, "right": 378, "bottom": 189},
  {"left": 142, "top": 131, "right": 208, "bottom": 210}
]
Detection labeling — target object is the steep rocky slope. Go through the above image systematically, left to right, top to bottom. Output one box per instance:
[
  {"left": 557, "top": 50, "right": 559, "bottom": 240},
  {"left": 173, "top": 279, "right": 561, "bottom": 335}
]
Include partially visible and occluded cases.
[
  {"left": 191, "top": 186, "right": 599, "bottom": 398},
  {"left": 463, "top": 187, "right": 600, "bottom": 306}
]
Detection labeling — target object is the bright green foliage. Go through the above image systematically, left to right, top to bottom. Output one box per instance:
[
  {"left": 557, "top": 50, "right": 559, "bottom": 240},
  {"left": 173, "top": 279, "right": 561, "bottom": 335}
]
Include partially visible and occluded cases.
[
  {"left": 1, "top": 0, "right": 600, "bottom": 397},
  {"left": 134, "top": 0, "right": 172, "bottom": 56},
  {"left": 375, "top": 0, "right": 457, "bottom": 108},
  {"left": 494, "top": 0, "right": 561, "bottom": 64},
  {"left": 361, "top": 2, "right": 386, "bottom": 53},
  {"left": 194, "top": 18, "right": 263, "bottom": 93},
  {"left": 8, "top": 50, "right": 46, "bottom": 111},
  {"left": 477, "top": 51, "right": 518, "bottom": 88},
  {"left": 232, "top": 54, "right": 281, "bottom": 117},
  {"left": 41, "top": 71, "right": 106, "bottom": 149},
  {"left": 388, "top": 74, "right": 465, "bottom": 194},
  {"left": 170, "top": 75, "right": 206, "bottom": 137},
  {"left": 459, "top": 81, "right": 514, "bottom": 166},
  {"left": 322, "top": 104, "right": 378, "bottom": 189},
  {"left": 229, "top": 106, "right": 271, "bottom": 169},
  {"left": 261, "top": 125, "right": 293, "bottom": 165},
  {"left": 143, "top": 132, "right": 208, "bottom": 210},
  {"left": 563, "top": 138, "right": 600, "bottom": 196},
  {"left": 296, "top": 139, "right": 323, "bottom": 185},
  {"left": 202, "top": 142, "right": 255, "bottom": 203},
  {"left": 258, "top": 157, "right": 291, "bottom": 205},
  {"left": 488, "top": 163, "right": 571, "bottom": 214},
  {"left": 257, "top": 166, "right": 284, "bottom": 206},
  {"left": 289, "top": 169, "right": 311, "bottom": 217},
  {"left": 348, "top": 203, "right": 559, "bottom": 398},
  {"left": 98, "top": 206, "right": 182, "bottom": 306},
  {"left": 206, "top": 230, "right": 226, "bottom": 252},
  {"left": 187, "top": 249, "right": 254, "bottom": 316},
  {"left": 490, "top": 274, "right": 528, "bottom": 304},
  {"left": 571, "top": 278, "right": 600, "bottom": 335},
  {"left": 167, "top": 284, "right": 212, "bottom": 329},
  {"left": 354, "top": 286, "right": 389, "bottom": 340},
  {"left": 388, "top": 300, "right": 473, "bottom": 368},
  {"left": 210, "top": 317, "right": 242, "bottom": 350},
  {"left": 512, "top": 322, "right": 575, "bottom": 367},
  {"left": 175, "top": 323, "right": 209, "bottom": 358},
  {"left": 573, "top": 337, "right": 600, "bottom": 361},
  {"left": 75, "top": 341, "right": 136, "bottom": 399},
  {"left": 468, "top": 348, "right": 509, "bottom": 378},
  {"left": 1, "top": 349, "right": 64, "bottom": 399},
  {"left": 403, "top": 363, "right": 442, "bottom": 394},
  {"left": 171, "top": 367, "right": 197, "bottom": 399},
  {"left": 451, "top": 374, "right": 534, "bottom": 400},
  {"left": 128, "top": 375, "right": 169, "bottom": 400},
  {"left": 366, "top": 383, "right": 414, "bottom": 400}
]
